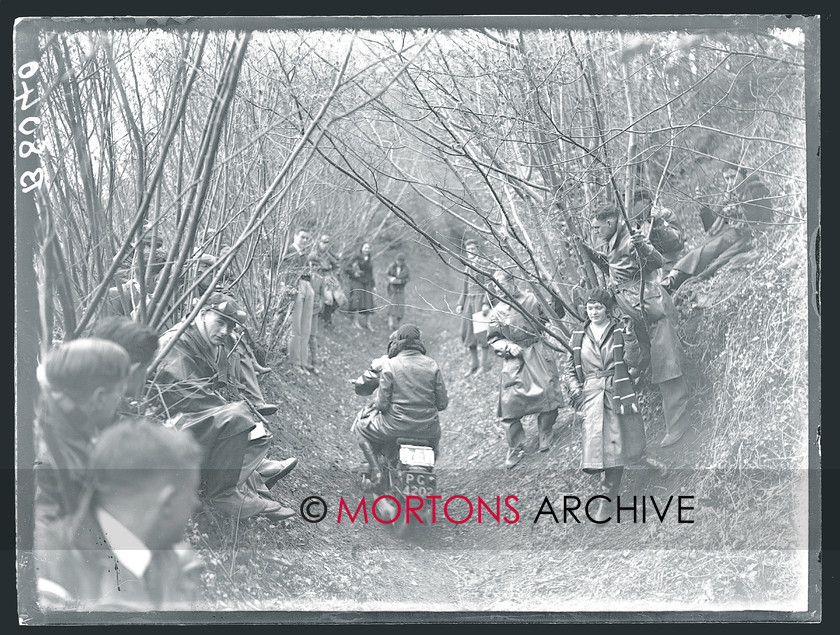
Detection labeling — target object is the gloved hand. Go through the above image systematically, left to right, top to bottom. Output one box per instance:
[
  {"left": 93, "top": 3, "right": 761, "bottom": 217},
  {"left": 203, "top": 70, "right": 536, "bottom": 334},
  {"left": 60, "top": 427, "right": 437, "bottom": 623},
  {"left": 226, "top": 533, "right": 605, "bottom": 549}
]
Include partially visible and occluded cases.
[
  {"left": 630, "top": 229, "right": 653, "bottom": 252},
  {"left": 507, "top": 342, "right": 523, "bottom": 358},
  {"left": 569, "top": 387, "right": 583, "bottom": 409}
]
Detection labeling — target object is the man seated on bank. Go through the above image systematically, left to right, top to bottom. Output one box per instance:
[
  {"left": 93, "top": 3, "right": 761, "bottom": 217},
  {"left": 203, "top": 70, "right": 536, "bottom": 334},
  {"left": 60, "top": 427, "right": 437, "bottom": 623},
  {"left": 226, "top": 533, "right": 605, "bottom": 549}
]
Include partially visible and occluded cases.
[
  {"left": 661, "top": 164, "right": 774, "bottom": 294},
  {"left": 194, "top": 251, "right": 275, "bottom": 403},
  {"left": 154, "top": 295, "right": 298, "bottom": 521},
  {"left": 97, "top": 315, "right": 296, "bottom": 520}
]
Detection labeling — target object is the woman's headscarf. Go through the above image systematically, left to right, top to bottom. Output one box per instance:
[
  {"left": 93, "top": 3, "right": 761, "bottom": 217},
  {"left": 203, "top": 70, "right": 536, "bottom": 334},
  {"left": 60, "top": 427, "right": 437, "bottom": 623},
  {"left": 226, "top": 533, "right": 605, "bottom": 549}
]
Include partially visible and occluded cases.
[{"left": 387, "top": 323, "right": 427, "bottom": 357}]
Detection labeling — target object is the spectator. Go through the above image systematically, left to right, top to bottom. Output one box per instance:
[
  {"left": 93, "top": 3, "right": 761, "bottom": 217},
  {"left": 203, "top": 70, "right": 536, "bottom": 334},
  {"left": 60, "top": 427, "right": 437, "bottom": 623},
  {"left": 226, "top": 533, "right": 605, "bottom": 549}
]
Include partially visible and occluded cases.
[
  {"left": 662, "top": 164, "right": 774, "bottom": 294},
  {"left": 629, "top": 190, "right": 686, "bottom": 276},
  {"left": 579, "top": 204, "right": 692, "bottom": 448},
  {"left": 282, "top": 229, "right": 316, "bottom": 374},
  {"left": 309, "top": 234, "right": 346, "bottom": 327},
  {"left": 455, "top": 239, "right": 493, "bottom": 377},
  {"left": 344, "top": 242, "right": 376, "bottom": 331},
  {"left": 103, "top": 246, "right": 167, "bottom": 319},
  {"left": 194, "top": 250, "right": 273, "bottom": 376},
  {"left": 385, "top": 252, "right": 410, "bottom": 331},
  {"left": 305, "top": 257, "right": 325, "bottom": 376},
  {"left": 487, "top": 269, "right": 565, "bottom": 468},
  {"left": 571, "top": 277, "right": 592, "bottom": 319},
  {"left": 565, "top": 288, "right": 646, "bottom": 522},
  {"left": 155, "top": 294, "right": 297, "bottom": 520},
  {"left": 93, "top": 316, "right": 159, "bottom": 404},
  {"left": 33, "top": 339, "right": 131, "bottom": 526},
  {"left": 35, "top": 419, "right": 204, "bottom": 611}
]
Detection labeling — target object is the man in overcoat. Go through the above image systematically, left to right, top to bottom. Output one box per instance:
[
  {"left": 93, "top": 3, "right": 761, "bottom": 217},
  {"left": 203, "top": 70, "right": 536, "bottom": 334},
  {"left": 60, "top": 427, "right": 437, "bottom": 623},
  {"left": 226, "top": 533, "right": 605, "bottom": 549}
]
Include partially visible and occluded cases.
[
  {"left": 662, "top": 165, "right": 774, "bottom": 293},
  {"left": 193, "top": 251, "right": 275, "bottom": 404},
  {"left": 385, "top": 252, "right": 410, "bottom": 331},
  {"left": 487, "top": 269, "right": 565, "bottom": 468},
  {"left": 155, "top": 294, "right": 296, "bottom": 520}
]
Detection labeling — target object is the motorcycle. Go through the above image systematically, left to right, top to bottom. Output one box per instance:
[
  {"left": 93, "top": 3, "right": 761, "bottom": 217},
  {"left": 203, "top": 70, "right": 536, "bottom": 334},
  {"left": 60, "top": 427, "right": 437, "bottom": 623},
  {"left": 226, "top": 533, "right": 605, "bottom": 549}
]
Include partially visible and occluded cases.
[
  {"left": 349, "top": 353, "right": 440, "bottom": 537},
  {"left": 355, "top": 436, "right": 438, "bottom": 537}
]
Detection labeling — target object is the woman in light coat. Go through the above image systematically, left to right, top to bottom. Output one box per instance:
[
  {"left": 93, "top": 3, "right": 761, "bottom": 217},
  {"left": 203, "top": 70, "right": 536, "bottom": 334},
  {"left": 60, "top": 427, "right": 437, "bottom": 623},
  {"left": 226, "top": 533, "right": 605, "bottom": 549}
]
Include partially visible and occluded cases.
[{"left": 566, "top": 287, "right": 646, "bottom": 521}]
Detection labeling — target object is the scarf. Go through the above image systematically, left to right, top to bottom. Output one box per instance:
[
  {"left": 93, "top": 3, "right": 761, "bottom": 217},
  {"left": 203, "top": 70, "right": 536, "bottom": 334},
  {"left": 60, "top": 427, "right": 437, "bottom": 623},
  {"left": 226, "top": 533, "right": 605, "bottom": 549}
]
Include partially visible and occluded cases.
[
  {"left": 571, "top": 320, "right": 640, "bottom": 415},
  {"left": 388, "top": 323, "right": 427, "bottom": 357}
]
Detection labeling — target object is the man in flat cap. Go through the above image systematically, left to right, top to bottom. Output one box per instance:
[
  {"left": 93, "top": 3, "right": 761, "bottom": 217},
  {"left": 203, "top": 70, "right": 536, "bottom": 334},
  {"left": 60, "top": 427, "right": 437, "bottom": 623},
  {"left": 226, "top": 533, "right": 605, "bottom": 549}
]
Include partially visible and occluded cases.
[
  {"left": 192, "top": 251, "right": 275, "bottom": 405},
  {"left": 154, "top": 293, "right": 297, "bottom": 521}
]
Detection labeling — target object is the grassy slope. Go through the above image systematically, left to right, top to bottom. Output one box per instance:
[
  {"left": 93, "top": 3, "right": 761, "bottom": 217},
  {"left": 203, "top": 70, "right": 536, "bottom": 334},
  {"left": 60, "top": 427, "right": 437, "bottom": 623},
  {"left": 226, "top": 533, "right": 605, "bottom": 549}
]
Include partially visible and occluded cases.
[{"left": 188, "top": 227, "right": 810, "bottom": 612}]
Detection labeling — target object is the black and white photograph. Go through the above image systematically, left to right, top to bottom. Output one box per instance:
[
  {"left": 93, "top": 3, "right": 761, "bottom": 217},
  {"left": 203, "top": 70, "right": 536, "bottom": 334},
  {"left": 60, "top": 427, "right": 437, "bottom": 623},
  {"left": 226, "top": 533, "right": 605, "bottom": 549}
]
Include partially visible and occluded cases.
[{"left": 14, "top": 14, "right": 820, "bottom": 624}]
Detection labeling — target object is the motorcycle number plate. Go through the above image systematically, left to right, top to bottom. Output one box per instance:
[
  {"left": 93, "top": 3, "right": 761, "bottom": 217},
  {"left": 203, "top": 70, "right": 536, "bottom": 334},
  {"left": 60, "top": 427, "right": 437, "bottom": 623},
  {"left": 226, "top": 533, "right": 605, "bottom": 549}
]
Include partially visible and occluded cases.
[{"left": 402, "top": 471, "right": 437, "bottom": 497}]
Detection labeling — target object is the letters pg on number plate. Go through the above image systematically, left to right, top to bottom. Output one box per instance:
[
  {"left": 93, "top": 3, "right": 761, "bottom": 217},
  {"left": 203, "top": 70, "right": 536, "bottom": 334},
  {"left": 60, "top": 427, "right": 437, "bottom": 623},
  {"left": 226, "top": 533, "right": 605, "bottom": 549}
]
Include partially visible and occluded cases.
[{"left": 401, "top": 470, "right": 437, "bottom": 497}]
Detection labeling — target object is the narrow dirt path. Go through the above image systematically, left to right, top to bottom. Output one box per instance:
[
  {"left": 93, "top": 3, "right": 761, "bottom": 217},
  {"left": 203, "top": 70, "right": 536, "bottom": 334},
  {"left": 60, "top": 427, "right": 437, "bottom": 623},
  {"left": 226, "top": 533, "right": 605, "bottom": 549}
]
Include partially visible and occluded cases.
[{"left": 191, "top": 239, "right": 800, "bottom": 612}]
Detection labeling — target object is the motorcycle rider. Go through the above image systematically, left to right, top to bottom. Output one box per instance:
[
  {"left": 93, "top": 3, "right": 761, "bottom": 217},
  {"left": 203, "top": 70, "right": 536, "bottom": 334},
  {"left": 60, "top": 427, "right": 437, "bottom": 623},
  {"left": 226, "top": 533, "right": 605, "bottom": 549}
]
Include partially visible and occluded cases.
[{"left": 350, "top": 324, "right": 448, "bottom": 486}]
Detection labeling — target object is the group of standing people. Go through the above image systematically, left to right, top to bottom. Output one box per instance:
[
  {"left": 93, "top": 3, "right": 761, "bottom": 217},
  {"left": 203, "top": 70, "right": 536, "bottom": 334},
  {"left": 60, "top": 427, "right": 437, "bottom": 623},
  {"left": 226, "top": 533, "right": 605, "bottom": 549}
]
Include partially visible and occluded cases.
[
  {"left": 450, "top": 165, "right": 772, "bottom": 520},
  {"left": 281, "top": 229, "right": 412, "bottom": 373}
]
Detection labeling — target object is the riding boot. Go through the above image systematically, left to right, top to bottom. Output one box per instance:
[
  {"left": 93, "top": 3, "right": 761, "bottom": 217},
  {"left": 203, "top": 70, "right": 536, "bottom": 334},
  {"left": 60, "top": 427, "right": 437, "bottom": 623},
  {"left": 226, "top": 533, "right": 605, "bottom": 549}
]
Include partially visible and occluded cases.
[
  {"left": 537, "top": 409, "right": 558, "bottom": 452},
  {"left": 359, "top": 439, "right": 383, "bottom": 486},
  {"left": 589, "top": 466, "right": 624, "bottom": 523},
  {"left": 601, "top": 466, "right": 624, "bottom": 498}
]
